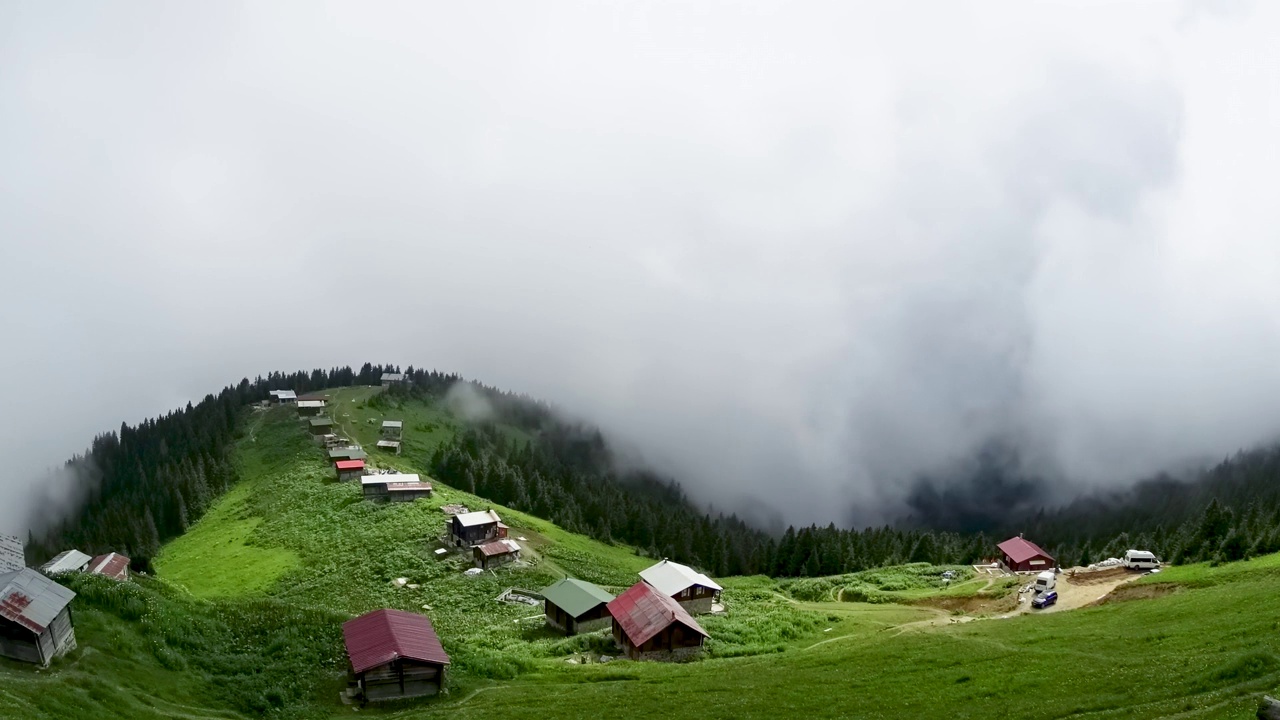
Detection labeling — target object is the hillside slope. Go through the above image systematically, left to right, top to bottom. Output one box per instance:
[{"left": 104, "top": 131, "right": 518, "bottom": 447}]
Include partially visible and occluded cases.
[{"left": 8, "top": 387, "right": 1280, "bottom": 719}]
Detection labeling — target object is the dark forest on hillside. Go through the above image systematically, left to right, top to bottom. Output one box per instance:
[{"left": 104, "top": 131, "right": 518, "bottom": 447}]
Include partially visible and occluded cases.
[{"left": 27, "top": 365, "right": 1280, "bottom": 577}]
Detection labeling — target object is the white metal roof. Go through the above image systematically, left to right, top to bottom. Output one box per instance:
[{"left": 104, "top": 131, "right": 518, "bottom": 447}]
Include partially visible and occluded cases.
[
  {"left": 381, "top": 373, "right": 406, "bottom": 382},
  {"left": 275, "top": 390, "right": 297, "bottom": 400},
  {"left": 297, "top": 400, "right": 326, "bottom": 408},
  {"left": 382, "top": 420, "right": 402, "bottom": 428},
  {"left": 376, "top": 440, "right": 401, "bottom": 448},
  {"left": 361, "top": 473, "right": 421, "bottom": 486},
  {"left": 454, "top": 510, "right": 501, "bottom": 527},
  {"left": 40, "top": 549, "right": 91, "bottom": 575},
  {"left": 639, "top": 559, "right": 723, "bottom": 596}
]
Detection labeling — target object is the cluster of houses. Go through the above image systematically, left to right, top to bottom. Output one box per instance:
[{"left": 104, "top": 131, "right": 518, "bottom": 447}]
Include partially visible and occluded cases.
[
  {"left": 0, "top": 534, "right": 130, "bottom": 667},
  {"left": 339, "top": 555, "right": 721, "bottom": 703}
]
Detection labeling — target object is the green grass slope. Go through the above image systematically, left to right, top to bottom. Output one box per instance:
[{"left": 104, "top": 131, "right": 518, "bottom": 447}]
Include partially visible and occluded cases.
[{"left": 10, "top": 387, "right": 1280, "bottom": 719}]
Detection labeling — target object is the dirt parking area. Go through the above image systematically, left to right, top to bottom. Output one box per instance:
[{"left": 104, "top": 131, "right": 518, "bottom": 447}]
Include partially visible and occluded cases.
[{"left": 1012, "top": 567, "right": 1145, "bottom": 616}]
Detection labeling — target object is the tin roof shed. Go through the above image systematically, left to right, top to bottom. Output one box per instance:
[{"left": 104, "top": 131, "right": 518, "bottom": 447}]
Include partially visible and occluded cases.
[
  {"left": 381, "top": 420, "right": 402, "bottom": 429},
  {"left": 454, "top": 510, "right": 501, "bottom": 528},
  {"left": 475, "top": 539, "right": 520, "bottom": 557},
  {"left": 40, "top": 550, "right": 91, "bottom": 575},
  {"left": 88, "top": 553, "right": 130, "bottom": 581},
  {"left": 0, "top": 568, "right": 75, "bottom": 633},
  {"left": 343, "top": 608, "right": 449, "bottom": 674}
]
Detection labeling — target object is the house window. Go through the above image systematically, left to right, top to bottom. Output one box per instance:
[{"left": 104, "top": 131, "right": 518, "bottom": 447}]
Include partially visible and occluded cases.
[{"left": 681, "top": 588, "right": 689, "bottom": 598}]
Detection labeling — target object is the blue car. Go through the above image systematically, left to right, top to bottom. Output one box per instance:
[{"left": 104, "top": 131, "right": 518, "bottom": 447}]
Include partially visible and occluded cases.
[{"left": 1032, "top": 591, "right": 1058, "bottom": 609}]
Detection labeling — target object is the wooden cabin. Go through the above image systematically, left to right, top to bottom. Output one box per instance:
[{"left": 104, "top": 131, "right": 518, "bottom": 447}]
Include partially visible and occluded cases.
[
  {"left": 380, "top": 373, "right": 406, "bottom": 388},
  {"left": 270, "top": 390, "right": 297, "bottom": 405},
  {"left": 297, "top": 399, "right": 326, "bottom": 417},
  {"left": 309, "top": 417, "right": 334, "bottom": 441},
  {"left": 381, "top": 420, "right": 403, "bottom": 440},
  {"left": 376, "top": 440, "right": 402, "bottom": 456},
  {"left": 329, "top": 447, "right": 368, "bottom": 463},
  {"left": 336, "top": 459, "right": 365, "bottom": 482},
  {"left": 361, "top": 474, "right": 432, "bottom": 503},
  {"left": 448, "top": 510, "right": 506, "bottom": 548},
  {"left": 0, "top": 534, "right": 25, "bottom": 573},
  {"left": 997, "top": 536, "right": 1056, "bottom": 572},
  {"left": 472, "top": 539, "right": 521, "bottom": 570},
  {"left": 40, "top": 549, "right": 91, "bottom": 576},
  {"left": 88, "top": 553, "right": 130, "bottom": 581},
  {"left": 638, "top": 559, "right": 723, "bottom": 615},
  {"left": 0, "top": 568, "right": 77, "bottom": 666},
  {"left": 541, "top": 578, "right": 614, "bottom": 635},
  {"left": 608, "top": 581, "right": 708, "bottom": 661},
  {"left": 343, "top": 608, "right": 449, "bottom": 703}
]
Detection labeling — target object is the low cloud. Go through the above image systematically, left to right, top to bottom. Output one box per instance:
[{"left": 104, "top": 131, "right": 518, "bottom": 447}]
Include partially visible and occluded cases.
[{"left": 2, "top": 2, "right": 1279, "bottom": 533}]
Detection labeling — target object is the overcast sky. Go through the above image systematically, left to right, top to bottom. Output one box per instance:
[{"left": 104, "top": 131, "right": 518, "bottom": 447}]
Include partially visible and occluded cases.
[{"left": 3, "top": 1, "right": 1279, "bottom": 534}]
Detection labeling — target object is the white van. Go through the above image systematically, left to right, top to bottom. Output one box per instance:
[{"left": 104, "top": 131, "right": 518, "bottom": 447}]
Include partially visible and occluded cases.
[
  {"left": 1124, "top": 550, "right": 1159, "bottom": 570},
  {"left": 1034, "top": 570, "right": 1056, "bottom": 593}
]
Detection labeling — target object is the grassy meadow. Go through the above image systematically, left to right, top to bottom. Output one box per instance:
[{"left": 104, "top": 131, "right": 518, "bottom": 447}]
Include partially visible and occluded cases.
[{"left": 6, "top": 387, "right": 1280, "bottom": 719}]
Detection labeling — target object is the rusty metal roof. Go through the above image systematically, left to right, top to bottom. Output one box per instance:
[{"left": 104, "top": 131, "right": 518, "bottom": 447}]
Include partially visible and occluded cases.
[
  {"left": 475, "top": 539, "right": 520, "bottom": 557},
  {"left": 88, "top": 553, "right": 130, "bottom": 581},
  {"left": 0, "top": 568, "right": 75, "bottom": 633},
  {"left": 608, "top": 581, "right": 707, "bottom": 648},
  {"left": 343, "top": 608, "right": 449, "bottom": 674}
]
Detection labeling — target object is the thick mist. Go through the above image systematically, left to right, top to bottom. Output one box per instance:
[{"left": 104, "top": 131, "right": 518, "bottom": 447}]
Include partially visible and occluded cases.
[{"left": 2, "top": 2, "right": 1279, "bottom": 534}]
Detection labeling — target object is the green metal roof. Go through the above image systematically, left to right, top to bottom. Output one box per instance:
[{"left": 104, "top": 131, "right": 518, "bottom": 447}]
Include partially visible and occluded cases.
[{"left": 540, "top": 578, "right": 614, "bottom": 618}]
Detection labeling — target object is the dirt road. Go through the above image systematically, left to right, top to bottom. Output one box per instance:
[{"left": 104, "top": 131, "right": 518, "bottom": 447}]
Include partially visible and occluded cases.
[{"left": 1011, "top": 567, "right": 1144, "bottom": 616}]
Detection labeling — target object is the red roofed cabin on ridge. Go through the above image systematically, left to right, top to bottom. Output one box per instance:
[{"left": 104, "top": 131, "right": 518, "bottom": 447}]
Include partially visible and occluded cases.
[
  {"left": 998, "top": 535, "right": 1056, "bottom": 572},
  {"left": 607, "top": 581, "right": 709, "bottom": 662},
  {"left": 343, "top": 609, "right": 449, "bottom": 703}
]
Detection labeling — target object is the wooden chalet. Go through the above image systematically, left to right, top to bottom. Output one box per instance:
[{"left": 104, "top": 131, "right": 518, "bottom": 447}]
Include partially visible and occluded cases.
[
  {"left": 381, "top": 373, "right": 406, "bottom": 388},
  {"left": 270, "top": 390, "right": 297, "bottom": 405},
  {"left": 297, "top": 399, "right": 327, "bottom": 417},
  {"left": 309, "top": 417, "right": 334, "bottom": 441},
  {"left": 381, "top": 420, "right": 403, "bottom": 440},
  {"left": 376, "top": 439, "right": 402, "bottom": 456},
  {"left": 329, "top": 447, "right": 368, "bottom": 463},
  {"left": 335, "top": 459, "right": 365, "bottom": 482},
  {"left": 361, "top": 474, "right": 432, "bottom": 503},
  {"left": 448, "top": 510, "right": 506, "bottom": 548},
  {"left": 0, "top": 534, "right": 25, "bottom": 573},
  {"left": 997, "top": 535, "right": 1056, "bottom": 572},
  {"left": 472, "top": 539, "right": 521, "bottom": 570},
  {"left": 40, "top": 549, "right": 91, "bottom": 576},
  {"left": 88, "top": 553, "right": 130, "bottom": 581},
  {"left": 639, "top": 559, "right": 722, "bottom": 615},
  {"left": 0, "top": 568, "right": 77, "bottom": 665},
  {"left": 541, "top": 578, "right": 614, "bottom": 635},
  {"left": 608, "top": 581, "right": 708, "bottom": 661},
  {"left": 343, "top": 609, "right": 449, "bottom": 703}
]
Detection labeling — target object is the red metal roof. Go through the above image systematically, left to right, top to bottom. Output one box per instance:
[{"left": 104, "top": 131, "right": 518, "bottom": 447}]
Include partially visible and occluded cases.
[
  {"left": 335, "top": 460, "right": 365, "bottom": 470},
  {"left": 997, "top": 536, "right": 1053, "bottom": 564},
  {"left": 475, "top": 539, "right": 519, "bottom": 557},
  {"left": 89, "top": 552, "right": 130, "bottom": 581},
  {"left": 607, "top": 581, "right": 707, "bottom": 648},
  {"left": 343, "top": 609, "right": 449, "bottom": 674}
]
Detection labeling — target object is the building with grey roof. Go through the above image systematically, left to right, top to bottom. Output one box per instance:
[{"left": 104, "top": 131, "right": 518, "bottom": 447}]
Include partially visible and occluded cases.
[
  {"left": 40, "top": 549, "right": 91, "bottom": 575},
  {"left": 0, "top": 568, "right": 77, "bottom": 665}
]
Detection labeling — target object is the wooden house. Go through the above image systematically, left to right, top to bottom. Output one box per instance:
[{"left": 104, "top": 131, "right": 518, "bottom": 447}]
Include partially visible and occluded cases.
[
  {"left": 381, "top": 373, "right": 406, "bottom": 388},
  {"left": 270, "top": 390, "right": 297, "bottom": 405},
  {"left": 297, "top": 399, "right": 326, "bottom": 417},
  {"left": 309, "top": 417, "right": 334, "bottom": 443},
  {"left": 381, "top": 420, "right": 402, "bottom": 440},
  {"left": 376, "top": 440, "right": 402, "bottom": 456},
  {"left": 329, "top": 447, "right": 368, "bottom": 463},
  {"left": 335, "top": 459, "right": 365, "bottom": 482},
  {"left": 361, "top": 474, "right": 432, "bottom": 503},
  {"left": 448, "top": 510, "right": 506, "bottom": 548},
  {"left": 0, "top": 534, "right": 24, "bottom": 573},
  {"left": 997, "top": 536, "right": 1056, "bottom": 572},
  {"left": 472, "top": 539, "right": 521, "bottom": 570},
  {"left": 40, "top": 549, "right": 91, "bottom": 576},
  {"left": 88, "top": 553, "right": 130, "bottom": 581},
  {"left": 638, "top": 559, "right": 722, "bottom": 615},
  {"left": 0, "top": 568, "right": 77, "bottom": 665},
  {"left": 541, "top": 578, "right": 614, "bottom": 635},
  {"left": 608, "top": 581, "right": 708, "bottom": 661},
  {"left": 343, "top": 609, "right": 449, "bottom": 702}
]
